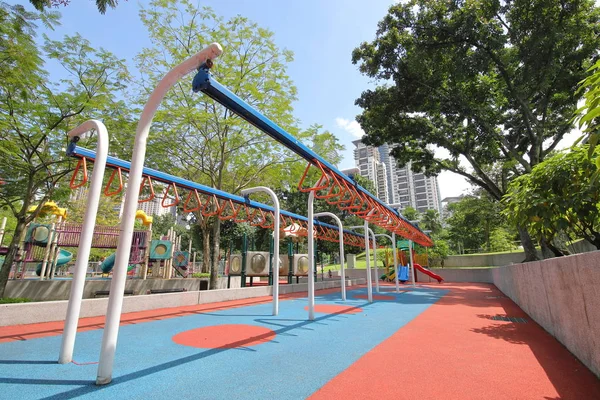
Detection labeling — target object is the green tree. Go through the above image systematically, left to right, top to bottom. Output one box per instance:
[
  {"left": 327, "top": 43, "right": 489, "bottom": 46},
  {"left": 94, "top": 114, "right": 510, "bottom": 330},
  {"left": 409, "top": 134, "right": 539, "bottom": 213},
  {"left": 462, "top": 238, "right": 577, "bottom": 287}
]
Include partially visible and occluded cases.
[
  {"left": 29, "top": 0, "right": 122, "bottom": 14},
  {"left": 135, "top": 0, "right": 343, "bottom": 288},
  {"left": 352, "top": 0, "right": 600, "bottom": 261},
  {"left": 0, "top": 4, "right": 130, "bottom": 297},
  {"left": 573, "top": 59, "right": 600, "bottom": 159},
  {"left": 504, "top": 146, "right": 600, "bottom": 249},
  {"left": 446, "top": 194, "right": 513, "bottom": 254},
  {"left": 402, "top": 206, "right": 419, "bottom": 222},
  {"left": 420, "top": 209, "right": 441, "bottom": 235},
  {"left": 428, "top": 239, "right": 449, "bottom": 268}
]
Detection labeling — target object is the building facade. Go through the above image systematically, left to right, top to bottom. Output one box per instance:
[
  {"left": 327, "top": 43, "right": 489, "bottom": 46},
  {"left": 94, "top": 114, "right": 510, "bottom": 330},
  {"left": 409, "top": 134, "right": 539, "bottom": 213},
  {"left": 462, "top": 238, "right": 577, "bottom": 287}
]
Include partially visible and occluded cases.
[
  {"left": 352, "top": 140, "right": 389, "bottom": 203},
  {"left": 353, "top": 140, "right": 441, "bottom": 214}
]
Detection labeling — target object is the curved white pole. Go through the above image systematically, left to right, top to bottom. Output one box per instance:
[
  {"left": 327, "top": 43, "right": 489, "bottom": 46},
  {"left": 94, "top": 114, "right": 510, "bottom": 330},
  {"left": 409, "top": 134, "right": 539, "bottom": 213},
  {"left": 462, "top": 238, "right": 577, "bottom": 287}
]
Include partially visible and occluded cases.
[
  {"left": 96, "top": 43, "right": 223, "bottom": 385},
  {"left": 59, "top": 120, "right": 109, "bottom": 364},
  {"left": 241, "top": 187, "right": 280, "bottom": 316},
  {"left": 307, "top": 191, "right": 316, "bottom": 320},
  {"left": 314, "top": 212, "right": 345, "bottom": 301},
  {"left": 363, "top": 222, "right": 373, "bottom": 302},
  {"left": 349, "top": 224, "right": 378, "bottom": 298},
  {"left": 371, "top": 231, "right": 379, "bottom": 293},
  {"left": 375, "top": 233, "right": 399, "bottom": 293},
  {"left": 392, "top": 233, "right": 399, "bottom": 293},
  {"left": 409, "top": 239, "right": 416, "bottom": 288}
]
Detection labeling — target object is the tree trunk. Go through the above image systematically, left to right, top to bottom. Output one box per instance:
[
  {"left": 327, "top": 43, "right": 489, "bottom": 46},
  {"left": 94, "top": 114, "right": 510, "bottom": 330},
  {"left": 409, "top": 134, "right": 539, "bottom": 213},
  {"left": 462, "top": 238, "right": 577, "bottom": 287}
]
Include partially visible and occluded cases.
[
  {"left": 209, "top": 219, "right": 222, "bottom": 290},
  {"left": 0, "top": 220, "right": 27, "bottom": 298},
  {"left": 517, "top": 225, "right": 539, "bottom": 262},
  {"left": 202, "top": 229, "right": 210, "bottom": 274},
  {"left": 551, "top": 231, "right": 571, "bottom": 256},
  {"left": 539, "top": 237, "right": 556, "bottom": 259}
]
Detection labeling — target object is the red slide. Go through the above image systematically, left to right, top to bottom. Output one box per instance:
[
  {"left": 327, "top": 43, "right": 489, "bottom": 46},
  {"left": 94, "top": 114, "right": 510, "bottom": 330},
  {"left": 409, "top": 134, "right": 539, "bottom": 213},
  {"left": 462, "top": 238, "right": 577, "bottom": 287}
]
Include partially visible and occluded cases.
[{"left": 414, "top": 263, "right": 443, "bottom": 283}]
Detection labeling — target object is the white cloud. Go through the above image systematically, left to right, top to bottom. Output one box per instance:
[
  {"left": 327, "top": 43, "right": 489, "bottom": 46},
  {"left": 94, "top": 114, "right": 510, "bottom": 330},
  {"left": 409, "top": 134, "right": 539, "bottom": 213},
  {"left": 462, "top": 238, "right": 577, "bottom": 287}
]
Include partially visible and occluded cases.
[{"left": 335, "top": 117, "right": 365, "bottom": 138}]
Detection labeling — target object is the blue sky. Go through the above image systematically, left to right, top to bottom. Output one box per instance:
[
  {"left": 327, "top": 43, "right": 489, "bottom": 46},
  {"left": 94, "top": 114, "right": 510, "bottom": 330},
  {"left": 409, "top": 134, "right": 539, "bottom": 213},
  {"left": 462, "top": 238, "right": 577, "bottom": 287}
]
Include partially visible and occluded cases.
[{"left": 12, "top": 0, "right": 473, "bottom": 198}]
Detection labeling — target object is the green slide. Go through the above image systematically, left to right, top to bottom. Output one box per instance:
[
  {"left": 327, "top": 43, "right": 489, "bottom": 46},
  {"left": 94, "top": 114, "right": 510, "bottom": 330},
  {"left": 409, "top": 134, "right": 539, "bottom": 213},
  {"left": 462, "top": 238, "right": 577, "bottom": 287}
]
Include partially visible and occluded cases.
[
  {"left": 36, "top": 249, "right": 73, "bottom": 276},
  {"left": 100, "top": 252, "right": 135, "bottom": 274}
]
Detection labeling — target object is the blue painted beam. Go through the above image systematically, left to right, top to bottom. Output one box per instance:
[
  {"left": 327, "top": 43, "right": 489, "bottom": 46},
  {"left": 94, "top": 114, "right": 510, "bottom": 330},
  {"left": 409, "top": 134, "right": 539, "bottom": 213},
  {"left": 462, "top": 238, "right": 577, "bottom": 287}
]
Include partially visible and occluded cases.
[
  {"left": 191, "top": 68, "right": 423, "bottom": 235},
  {"left": 70, "top": 146, "right": 364, "bottom": 239}
]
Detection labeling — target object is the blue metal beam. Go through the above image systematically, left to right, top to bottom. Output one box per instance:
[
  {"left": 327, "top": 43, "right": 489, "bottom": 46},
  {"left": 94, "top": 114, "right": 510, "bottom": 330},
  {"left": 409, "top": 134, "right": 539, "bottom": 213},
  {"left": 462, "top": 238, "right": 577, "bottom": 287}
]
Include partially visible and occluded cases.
[
  {"left": 191, "top": 68, "right": 423, "bottom": 235},
  {"left": 71, "top": 146, "right": 364, "bottom": 239}
]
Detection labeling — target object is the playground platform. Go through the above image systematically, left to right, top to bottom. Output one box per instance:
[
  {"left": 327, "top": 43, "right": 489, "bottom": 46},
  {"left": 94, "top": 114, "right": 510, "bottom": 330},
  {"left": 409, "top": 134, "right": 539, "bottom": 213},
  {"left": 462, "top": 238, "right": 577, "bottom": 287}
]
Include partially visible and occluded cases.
[{"left": 1, "top": 283, "right": 599, "bottom": 399}]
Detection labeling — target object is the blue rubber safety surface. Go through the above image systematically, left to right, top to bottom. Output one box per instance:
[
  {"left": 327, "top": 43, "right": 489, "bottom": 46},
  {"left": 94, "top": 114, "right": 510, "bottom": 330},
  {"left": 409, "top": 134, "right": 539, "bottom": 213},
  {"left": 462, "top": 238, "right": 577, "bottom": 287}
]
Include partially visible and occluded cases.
[{"left": 0, "top": 287, "right": 446, "bottom": 400}]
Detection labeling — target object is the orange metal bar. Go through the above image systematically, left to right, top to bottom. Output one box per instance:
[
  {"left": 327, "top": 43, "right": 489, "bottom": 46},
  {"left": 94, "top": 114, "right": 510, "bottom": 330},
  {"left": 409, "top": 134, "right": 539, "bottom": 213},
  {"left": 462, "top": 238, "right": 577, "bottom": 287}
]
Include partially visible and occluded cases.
[
  {"left": 69, "top": 157, "right": 88, "bottom": 189},
  {"left": 298, "top": 160, "right": 331, "bottom": 193},
  {"left": 104, "top": 168, "right": 123, "bottom": 197},
  {"left": 138, "top": 176, "right": 155, "bottom": 203},
  {"left": 161, "top": 183, "right": 180, "bottom": 208},
  {"left": 183, "top": 189, "right": 202, "bottom": 212},
  {"left": 200, "top": 195, "right": 221, "bottom": 217}
]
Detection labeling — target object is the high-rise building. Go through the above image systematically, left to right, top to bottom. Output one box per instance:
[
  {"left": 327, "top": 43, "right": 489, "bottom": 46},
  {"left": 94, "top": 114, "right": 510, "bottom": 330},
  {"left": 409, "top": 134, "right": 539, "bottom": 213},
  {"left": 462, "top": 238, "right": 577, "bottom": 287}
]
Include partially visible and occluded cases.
[
  {"left": 352, "top": 140, "right": 389, "bottom": 203},
  {"left": 353, "top": 140, "right": 441, "bottom": 214}
]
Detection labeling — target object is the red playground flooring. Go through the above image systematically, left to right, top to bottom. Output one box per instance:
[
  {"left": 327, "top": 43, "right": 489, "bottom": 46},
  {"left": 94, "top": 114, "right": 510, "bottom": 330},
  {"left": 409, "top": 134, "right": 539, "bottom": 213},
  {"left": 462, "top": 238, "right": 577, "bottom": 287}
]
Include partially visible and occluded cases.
[
  {"left": 1, "top": 283, "right": 599, "bottom": 399},
  {"left": 311, "top": 283, "right": 600, "bottom": 400}
]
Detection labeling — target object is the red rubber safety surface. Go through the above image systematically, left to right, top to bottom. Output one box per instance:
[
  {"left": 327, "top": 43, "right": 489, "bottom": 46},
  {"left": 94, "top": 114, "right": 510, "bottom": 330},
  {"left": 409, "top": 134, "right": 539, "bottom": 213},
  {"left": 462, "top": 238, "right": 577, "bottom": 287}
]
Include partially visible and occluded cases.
[
  {"left": 310, "top": 283, "right": 600, "bottom": 400},
  {"left": 305, "top": 305, "right": 364, "bottom": 314},
  {"left": 172, "top": 324, "right": 276, "bottom": 349}
]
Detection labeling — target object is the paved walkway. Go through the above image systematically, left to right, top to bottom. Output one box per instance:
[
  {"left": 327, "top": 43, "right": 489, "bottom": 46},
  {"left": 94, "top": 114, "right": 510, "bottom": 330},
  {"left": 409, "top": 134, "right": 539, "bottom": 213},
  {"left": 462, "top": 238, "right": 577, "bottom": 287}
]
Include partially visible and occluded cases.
[{"left": 0, "top": 283, "right": 598, "bottom": 399}]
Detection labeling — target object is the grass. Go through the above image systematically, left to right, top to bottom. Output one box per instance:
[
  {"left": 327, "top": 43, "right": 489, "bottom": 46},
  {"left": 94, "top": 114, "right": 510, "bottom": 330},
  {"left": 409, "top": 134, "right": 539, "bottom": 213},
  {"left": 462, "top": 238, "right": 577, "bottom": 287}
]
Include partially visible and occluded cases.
[
  {"left": 191, "top": 272, "right": 210, "bottom": 278},
  {"left": 0, "top": 297, "right": 32, "bottom": 304}
]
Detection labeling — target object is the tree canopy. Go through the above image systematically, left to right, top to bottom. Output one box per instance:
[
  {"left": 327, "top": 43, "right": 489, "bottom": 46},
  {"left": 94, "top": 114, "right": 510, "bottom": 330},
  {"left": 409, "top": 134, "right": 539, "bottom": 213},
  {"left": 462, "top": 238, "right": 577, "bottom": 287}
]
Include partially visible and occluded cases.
[
  {"left": 29, "top": 0, "right": 122, "bottom": 14},
  {"left": 352, "top": 0, "right": 600, "bottom": 260},
  {"left": 0, "top": 2, "right": 129, "bottom": 296},
  {"left": 504, "top": 146, "right": 600, "bottom": 249}
]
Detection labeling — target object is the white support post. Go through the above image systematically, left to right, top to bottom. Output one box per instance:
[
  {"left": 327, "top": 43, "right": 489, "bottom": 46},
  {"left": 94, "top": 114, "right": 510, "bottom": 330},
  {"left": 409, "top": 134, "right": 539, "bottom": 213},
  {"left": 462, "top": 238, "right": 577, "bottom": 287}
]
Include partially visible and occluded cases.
[
  {"left": 96, "top": 43, "right": 222, "bottom": 385},
  {"left": 59, "top": 120, "right": 109, "bottom": 364},
  {"left": 240, "top": 186, "right": 280, "bottom": 316},
  {"left": 307, "top": 191, "right": 316, "bottom": 319},
  {"left": 314, "top": 212, "right": 345, "bottom": 301},
  {"left": 48, "top": 216, "right": 63, "bottom": 280},
  {"left": 0, "top": 217, "right": 6, "bottom": 246},
  {"left": 363, "top": 221, "right": 373, "bottom": 302},
  {"left": 39, "top": 223, "right": 56, "bottom": 280},
  {"left": 142, "top": 223, "right": 152, "bottom": 280},
  {"left": 371, "top": 231, "right": 379, "bottom": 293},
  {"left": 392, "top": 233, "right": 399, "bottom": 293},
  {"left": 409, "top": 239, "right": 416, "bottom": 287},
  {"left": 192, "top": 251, "right": 197, "bottom": 274}
]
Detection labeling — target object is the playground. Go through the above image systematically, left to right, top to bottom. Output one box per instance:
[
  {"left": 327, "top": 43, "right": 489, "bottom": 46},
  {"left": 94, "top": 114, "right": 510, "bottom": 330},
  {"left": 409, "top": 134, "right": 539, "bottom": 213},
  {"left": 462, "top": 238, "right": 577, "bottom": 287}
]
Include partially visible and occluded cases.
[
  {"left": 1, "top": 39, "right": 599, "bottom": 400},
  {"left": 1, "top": 282, "right": 599, "bottom": 399}
]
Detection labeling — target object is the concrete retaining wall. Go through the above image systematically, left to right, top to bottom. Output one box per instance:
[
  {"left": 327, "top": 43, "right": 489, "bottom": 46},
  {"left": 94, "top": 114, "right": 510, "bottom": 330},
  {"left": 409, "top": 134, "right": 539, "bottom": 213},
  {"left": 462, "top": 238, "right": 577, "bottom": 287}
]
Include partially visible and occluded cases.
[
  {"left": 445, "top": 239, "right": 597, "bottom": 267},
  {"left": 490, "top": 251, "right": 600, "bottom": 378},
  {"left": 415, "top": 267, "right": 493, "bottom": 283},
  {"left": 4, "top": 277, "right": 241, "bottom": 301},
  {"left": 0, "top": 278, "right": 365, "bottom": 327}
]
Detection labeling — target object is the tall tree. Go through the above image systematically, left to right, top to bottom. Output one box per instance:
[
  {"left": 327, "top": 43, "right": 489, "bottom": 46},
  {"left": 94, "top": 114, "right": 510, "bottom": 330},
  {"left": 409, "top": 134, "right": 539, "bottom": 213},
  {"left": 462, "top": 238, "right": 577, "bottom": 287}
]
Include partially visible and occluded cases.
[
  {"left": 29, "top": 0, "right": 122, "bottom": 14},
  {"left": 136, "top": 0, "right": 343, "bottom": 289},
  {"left": 352, "top": 0, "right": 600, "bottom": 261},
  {"left": 0, "top": 3, "right": 130, "bottom": 297},
  {"left": 504, "top": 146, "right": 600, "bottom": 250},
  {"left": 446, "top": 193, "right": 513, "bottom": 253},
  {"left": 420, "top": 209, "right": 441, "bottom": 235}
]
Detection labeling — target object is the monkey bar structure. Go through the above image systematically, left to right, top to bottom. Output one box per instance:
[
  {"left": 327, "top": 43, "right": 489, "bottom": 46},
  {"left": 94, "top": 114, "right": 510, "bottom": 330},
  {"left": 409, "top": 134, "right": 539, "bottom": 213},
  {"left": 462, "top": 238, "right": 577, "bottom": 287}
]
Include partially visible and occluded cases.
[
  {"left": 92, "top": 43, "right": 430, "bottom": 384},
  {"left": 69, "top": 146, "right": 367, "bottom": 247}
]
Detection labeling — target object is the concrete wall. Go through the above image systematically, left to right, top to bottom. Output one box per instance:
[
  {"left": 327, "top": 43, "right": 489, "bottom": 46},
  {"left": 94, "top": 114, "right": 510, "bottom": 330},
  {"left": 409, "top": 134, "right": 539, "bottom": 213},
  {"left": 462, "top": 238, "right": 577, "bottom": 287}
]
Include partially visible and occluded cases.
[
  {"left": 445, "top": 239, "right": 596, "bottom": 268},
  {"left": 491, "top": 251, "right": 600, "bottom": 378},
  {"left": 415, "top": 267, "right": 493, "bottom": 283},
  {"left": 5, "top": 277, "right": 241, "bottom": 301},
  {"left": 0, "top": 278, "right": 365, "bottom": 327}
]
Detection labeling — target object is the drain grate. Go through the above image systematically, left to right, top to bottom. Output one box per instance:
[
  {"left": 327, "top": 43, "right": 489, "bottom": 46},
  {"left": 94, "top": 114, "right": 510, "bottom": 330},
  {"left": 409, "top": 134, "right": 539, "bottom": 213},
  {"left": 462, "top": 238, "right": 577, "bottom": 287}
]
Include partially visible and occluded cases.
[{"left": 491, "top": 315, "right": 528, "bottom": 324}]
